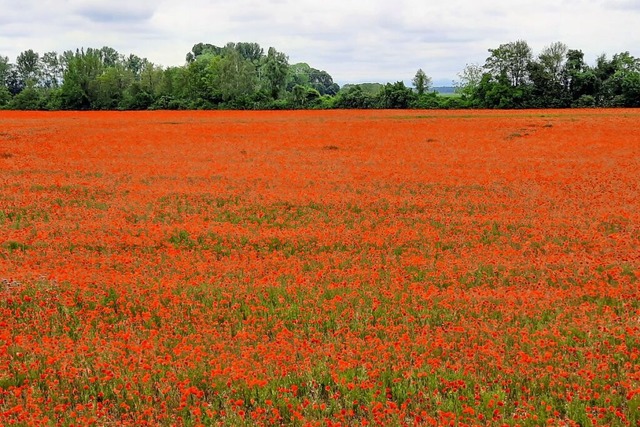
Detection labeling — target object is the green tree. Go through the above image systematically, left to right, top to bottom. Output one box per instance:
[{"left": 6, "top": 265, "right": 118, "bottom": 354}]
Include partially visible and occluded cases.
[
  {"left": 484, "top": 40, "right": 533, "bottom": 87},
  {"left": 538, "top": 41, "right": 567, "bottom": 85},
  {"left": 234, "top": 42, "right": 264, "bottom": 64},
  {"left": 527, "top": 42, "right": 571, "bottom": 108},
  {"left": 186, "top": 43, "right": 222, "bottom": 63},
  {"left": 99, "top": 46, "right": 121, "bottom": 67},
  {"left": 262, "top": 47, "right": 289, "bottom": 99},
  {"left": 60, "top": 48, "right": 104, "bottom": 109},
  {"left": 214, "top": 48, "right": 258, "bottom": 105},
  {"left": 16, "top": 49, "right": 41, "bottom": 87},
  {"left": 565, "top": 49, "right": 598, "bottom": 105},
  {"left": 40, "top": 52, "right": 64, "bottom": 88},
  {"left": 599, "top": 52, "right": 640, "bottom": 106},
  {"left": 185, "top": 53, "right": 223, "bottom": 107},
  {"left": 124, "top": 54, "right": 146, "bottom": 78},
  {"left": 0, "top": 55, "right": 11, "bottom": 88},
  {"left": 0, "top": 56, "right": 12, "bottom": 106},
  {"left": 0, "top": 56, "right": 10, "bottom": 106},
  {"left": 138, "top": 61, "right": 163, "bottom": 99},
  {"left": 527, "top": 61, "right": 567, "bottom": 107},
  {"left": 287, "top": 63, "right": 311, "bottom": 91},
  {"left": 454, "top": 63, "right": 483, "bottom": 100},
  {"left": 286, "top": 64, "right": 339, "bottom": 95},
  {"left": 93, "top": 65, "right": 133, "bottom": 109},
  {"left": 154, "top": 66, "right": 191, "bottom": 109},
  {"left": 5, "top": 67, "right": 23, "bottom": 95},
  {"left": 309, "top": 68, "right": 339, "bottom": 95},
  {"left": 412, "top": 68, "right": 431, "bottom": 95},
  {"left": 621, "top": 71, "right": 640, "bottom": 106},
  {"left": 475, "top": 72, "right": 531, "bottom": 109},
  {"left": 124, "top": 81, "right": 154, "bottom": 110},
  {"left": 378, "top": 81, "right": 415, "bottom": 109},
  {"left": 290, "top": 84, "right": 321, "bottom": 108},
  {"left": 10, "top": 85, "right": 43, "bottom": 110},
  {"left": 334, "top": 85, "right": 374, "bottom": 109},
  {"left": 0, "top": 86, "right": 10, "bottom": 107}
]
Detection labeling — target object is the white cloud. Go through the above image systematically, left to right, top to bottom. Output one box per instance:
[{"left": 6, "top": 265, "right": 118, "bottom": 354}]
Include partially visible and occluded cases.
[{"left": 0, "top": 0, "right": 639, "bottom": 85}]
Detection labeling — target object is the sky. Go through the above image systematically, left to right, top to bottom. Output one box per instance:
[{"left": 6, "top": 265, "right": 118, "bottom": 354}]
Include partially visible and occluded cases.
[{"left": 1, "top": 0, "right": 639, "bottom": 86}]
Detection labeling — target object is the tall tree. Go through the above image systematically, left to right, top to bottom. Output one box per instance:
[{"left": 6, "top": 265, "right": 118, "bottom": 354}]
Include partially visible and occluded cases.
[
  {"left": 484, "top": 40, "right": 533, "bottom": 87},
  {"left": 538, "top": 41, "right": 568, "bottom": 84},
  {"left": 235, "top": 42, "right": 264, "bottom": 65},
  {"left": 527, "top": 42, "right": 570, "bottom": 107},
  {"left": 186, "top": 43, "right": 222, "bottom": 63},
  {"left": 99, "top": 46, "right": 121, "bottom": 68},
  {"left": 262, "top": 47, "right": 289, "bottom": 99},
  {"left": 60, "top": 48, "right": 104, "bottom": 109},
  {"left": 214, "top": 48, "right": 257, "bottom": 103},
  {"left": 16, "top": 49, "right": 41, "bottom": 87},
  {"left": 565, "top": 49, "right": 596, "bottom": 103},
  {"left": 40, "top": 51, "right": 63, "bottom": 88},
  {"left": 599, "top": 52, "right": 640, "bottom": 106},
  {"left": 185, "top": 53, "right": 223, "bottom": 107},
  {"left": 124, "top": 54, "right": 146, "bottom": 78},
  {"left": 0, "top": 55, "right": 10, "bottom": 88},
  {"left": 0, "top": 56, "right": 10, "bottom": 106},
  {"left": 138, "top": 61, "right": 163, "bottom": 98},
  {"left": 287, "top": 63, "right": 311, "bottom": 91},
  {"left": 454, "top": 63, "right": 483, "bottom": 99},
  {"left": 286, "top": 64, "right": 339, "bottom": 95},
  {"left": 93, "top": 65, "right": 133, "bottom": 109},
  {"left": 156, "top": 66, "right": 191, "bottom": 109},
  {"left": 5, "top": 67, "right": 23, "bottom": 95},
  {"left": 309, "top": 68, "right": 339, "bottom": 95},
  {"left": 412, "top": 68, "right": 431, "bottom": 95}
]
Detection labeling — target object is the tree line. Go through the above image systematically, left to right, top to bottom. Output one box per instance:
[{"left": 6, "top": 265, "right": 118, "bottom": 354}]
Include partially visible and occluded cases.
[
  {"left": 1, "top": 40, "right": 639, "bottom": 110},
  {"left": 458, "top": 40, "right": 640, "bottom": 108}
]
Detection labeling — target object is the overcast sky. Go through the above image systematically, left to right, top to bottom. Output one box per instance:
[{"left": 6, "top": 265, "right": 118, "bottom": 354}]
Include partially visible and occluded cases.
[{"left": 1, "top": 0, "right": 639, "bottom": 86}]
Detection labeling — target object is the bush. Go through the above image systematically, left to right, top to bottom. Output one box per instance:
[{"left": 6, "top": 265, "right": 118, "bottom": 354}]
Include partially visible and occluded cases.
[
  {"left": 377, "top": 81, "right": 415, "bottom": 109},
  {"left": 334, "top": 86, "right": 375, "bottom": 109},
  {"left": 10, "top": 87, "right": 44, "bottom": 110},
  {"left": 41, "top": 89, "right": 63, "bottom": 110},
  {"left": 411, "top": 93, "right": 440, "bottom": 109},
  {"left": 572, "top": 94, "right": 596, "bottom": 108},
  {"left": 440, "top": 96, "right": 469, "bottom": 109}
]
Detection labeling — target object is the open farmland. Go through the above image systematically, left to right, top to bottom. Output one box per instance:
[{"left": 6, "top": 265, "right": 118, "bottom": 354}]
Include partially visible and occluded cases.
[{"left": 1, "top": 110, "right": 639, "bottom": 426}]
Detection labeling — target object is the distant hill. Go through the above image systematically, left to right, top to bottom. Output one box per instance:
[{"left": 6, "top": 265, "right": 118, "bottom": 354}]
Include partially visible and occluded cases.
[{"left": 433, "top": 86, "right": 456, "bottom": 94}]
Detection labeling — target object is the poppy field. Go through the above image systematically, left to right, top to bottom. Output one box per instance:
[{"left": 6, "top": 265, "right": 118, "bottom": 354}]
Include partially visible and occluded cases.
[{"left": 1, "top": 109, "right": 639, "bottom": 426}]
